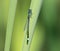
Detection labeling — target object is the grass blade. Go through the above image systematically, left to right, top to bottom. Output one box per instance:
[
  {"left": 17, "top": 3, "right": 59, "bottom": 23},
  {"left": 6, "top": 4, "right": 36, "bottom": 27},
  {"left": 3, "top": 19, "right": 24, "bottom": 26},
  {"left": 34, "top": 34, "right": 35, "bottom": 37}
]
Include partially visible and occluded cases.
[
  {"left": 4, "top": 0, "right": 17, "bottom": 51},
  {"left": 22, "top": 0, "right": 43, "bottom": 51}
]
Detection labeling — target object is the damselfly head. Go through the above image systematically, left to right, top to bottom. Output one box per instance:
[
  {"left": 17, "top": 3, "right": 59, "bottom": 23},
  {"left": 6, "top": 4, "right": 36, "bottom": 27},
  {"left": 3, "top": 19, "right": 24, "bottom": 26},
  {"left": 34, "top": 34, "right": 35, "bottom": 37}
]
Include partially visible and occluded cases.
[{"left": 28, "top": 9, "right": 32, "bottom": 17}]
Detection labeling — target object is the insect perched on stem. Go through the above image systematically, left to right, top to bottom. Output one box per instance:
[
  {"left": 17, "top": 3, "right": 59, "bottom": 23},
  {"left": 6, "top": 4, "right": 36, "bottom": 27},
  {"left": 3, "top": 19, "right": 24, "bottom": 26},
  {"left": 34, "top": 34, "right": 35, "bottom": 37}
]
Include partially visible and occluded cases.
[{"left": 27, "top": 9, "right": 32, "bottom": 45}]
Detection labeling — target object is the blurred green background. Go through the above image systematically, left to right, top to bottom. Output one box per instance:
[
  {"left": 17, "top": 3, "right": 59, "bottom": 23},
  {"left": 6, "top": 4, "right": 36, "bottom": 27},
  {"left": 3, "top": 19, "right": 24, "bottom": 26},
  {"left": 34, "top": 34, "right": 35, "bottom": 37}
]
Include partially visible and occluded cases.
[{"left": 0, "top": 0, "right": 60, "bottom": 51}]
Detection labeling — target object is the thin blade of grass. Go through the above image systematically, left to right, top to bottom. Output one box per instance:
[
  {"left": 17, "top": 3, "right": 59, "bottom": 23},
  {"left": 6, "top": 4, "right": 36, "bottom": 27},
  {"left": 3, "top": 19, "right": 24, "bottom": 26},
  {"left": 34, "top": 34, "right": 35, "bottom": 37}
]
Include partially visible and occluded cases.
[
  {"left": 4, "top": 0, "right": 17, "bottom": 51},
  {"left": 22, "top": 0, "right": 43, "bottom": 51}
]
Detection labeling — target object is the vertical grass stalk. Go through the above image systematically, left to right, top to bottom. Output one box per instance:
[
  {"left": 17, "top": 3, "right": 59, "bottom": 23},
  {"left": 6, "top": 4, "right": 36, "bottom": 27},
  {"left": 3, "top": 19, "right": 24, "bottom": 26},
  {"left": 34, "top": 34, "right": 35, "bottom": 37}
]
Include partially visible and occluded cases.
[
  {"left": 4, "top": 0, "right": 17, "bottom": 51},
  {"left": 22, "top": 0, "right": 43, "bottom": 51}
]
